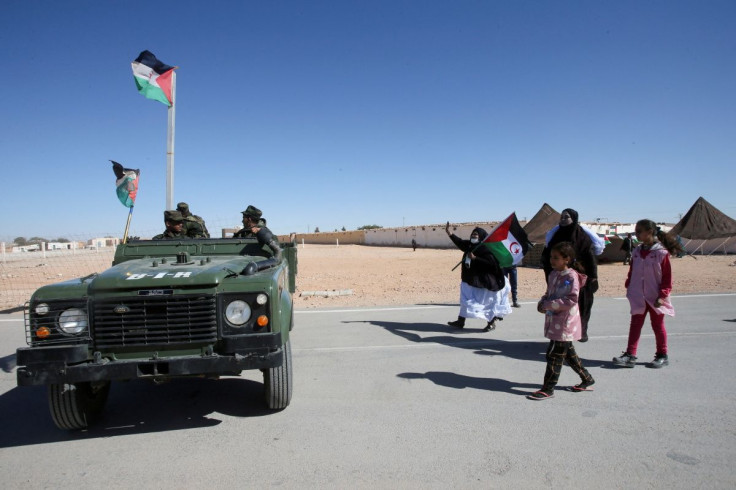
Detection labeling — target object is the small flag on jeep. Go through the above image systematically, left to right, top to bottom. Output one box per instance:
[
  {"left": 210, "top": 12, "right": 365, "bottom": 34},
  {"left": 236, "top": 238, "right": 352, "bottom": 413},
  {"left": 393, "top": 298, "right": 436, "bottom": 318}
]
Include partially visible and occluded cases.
[{"left": 111, "top": 160, "right": 140, "bottom": 208}]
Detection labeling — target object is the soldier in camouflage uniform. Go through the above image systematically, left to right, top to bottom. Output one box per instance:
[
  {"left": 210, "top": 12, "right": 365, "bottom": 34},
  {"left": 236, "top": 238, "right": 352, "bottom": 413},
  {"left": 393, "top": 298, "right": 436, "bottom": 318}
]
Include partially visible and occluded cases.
[
  {"left": 176, "top": 202, "right": 210, "bottom": 238},
  {"left": 233, "top": 205, "right": 269, "bottom": 238},
  {"left": 233, "top": 205, "right": 281, "bottom": 258},
  {"left": 152, "top": 210, "right": 188, "bottom": 240}
]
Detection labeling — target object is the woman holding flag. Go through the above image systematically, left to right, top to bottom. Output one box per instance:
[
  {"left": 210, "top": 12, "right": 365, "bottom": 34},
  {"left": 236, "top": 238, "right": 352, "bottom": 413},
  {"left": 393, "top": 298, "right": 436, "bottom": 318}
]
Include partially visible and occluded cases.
[{"left": 445, "top": 222, "right": 512, "bottom": 331}]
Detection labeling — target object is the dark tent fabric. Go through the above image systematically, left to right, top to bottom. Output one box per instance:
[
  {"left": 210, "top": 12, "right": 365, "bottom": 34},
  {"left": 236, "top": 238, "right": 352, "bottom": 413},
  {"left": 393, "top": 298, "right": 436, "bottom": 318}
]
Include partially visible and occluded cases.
[
  {"left": 669, "top": 197, "right": 736, "bottom": 239},
  {"left": 523, "top": 203, "right": 560, "bottom": 244}
]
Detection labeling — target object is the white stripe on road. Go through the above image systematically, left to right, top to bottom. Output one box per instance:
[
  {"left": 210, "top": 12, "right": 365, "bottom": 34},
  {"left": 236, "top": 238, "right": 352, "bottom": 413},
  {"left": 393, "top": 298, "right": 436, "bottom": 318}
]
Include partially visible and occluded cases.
[
  {"left": 300, "top": 293, "right": 736, "bottom": 313},
  {"left": 297, "top": 305, "right": 453, "bottom": 314},
  {"left": 293, "top": 331, "right": 736, "bottom": 353}
]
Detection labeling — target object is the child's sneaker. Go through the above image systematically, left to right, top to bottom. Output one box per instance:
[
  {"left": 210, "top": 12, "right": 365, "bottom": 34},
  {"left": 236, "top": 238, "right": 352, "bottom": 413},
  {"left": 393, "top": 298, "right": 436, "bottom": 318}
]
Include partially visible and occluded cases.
[
  {"left": 612, "top": 351, "right": 637, "bottom": 368},
  {"left": 648, "top": 354, "right": 669, "bottom": 369},
  {"left": 571, "top": 377, "right": 595, "bottom": 392}
]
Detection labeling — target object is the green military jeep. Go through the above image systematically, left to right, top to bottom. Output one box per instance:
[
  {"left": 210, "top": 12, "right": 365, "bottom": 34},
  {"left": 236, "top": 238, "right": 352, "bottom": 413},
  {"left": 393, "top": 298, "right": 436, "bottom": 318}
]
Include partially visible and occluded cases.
[{"left": 16, "top": 235, "right": 297, "bottom": 430}]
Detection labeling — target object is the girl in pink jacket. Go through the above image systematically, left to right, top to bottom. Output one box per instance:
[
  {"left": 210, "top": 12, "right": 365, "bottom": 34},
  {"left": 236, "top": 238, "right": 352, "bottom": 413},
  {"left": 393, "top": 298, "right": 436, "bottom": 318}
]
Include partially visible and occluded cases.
[
  {"left": 613, "top": 219, "right": 684, "bottom": 369},
  {"left": 528, "top": 242, "right": 595, "bottom": 400}
]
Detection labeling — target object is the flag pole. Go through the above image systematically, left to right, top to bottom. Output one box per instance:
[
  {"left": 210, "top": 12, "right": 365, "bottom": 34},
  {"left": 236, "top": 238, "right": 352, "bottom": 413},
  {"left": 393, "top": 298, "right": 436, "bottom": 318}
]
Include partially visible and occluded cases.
[
  {"left": 166, "top": 71, "right": 176, "bottom": 210},
  {"left": 123, "top": 206, "right": 134, "bottom": 244}
]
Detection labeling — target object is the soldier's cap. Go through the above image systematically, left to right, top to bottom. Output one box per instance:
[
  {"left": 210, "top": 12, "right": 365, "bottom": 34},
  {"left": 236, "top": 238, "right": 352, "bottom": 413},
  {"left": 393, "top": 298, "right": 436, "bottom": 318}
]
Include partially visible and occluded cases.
[
  {"left": 176, "top": 202, "right": 189, "bottom": 211},
  {"left": 241, "top": 205, "right": 262, "bottom": 219},
  {"left": 164, "top": 210, "right": 184, "bottom": 222}
]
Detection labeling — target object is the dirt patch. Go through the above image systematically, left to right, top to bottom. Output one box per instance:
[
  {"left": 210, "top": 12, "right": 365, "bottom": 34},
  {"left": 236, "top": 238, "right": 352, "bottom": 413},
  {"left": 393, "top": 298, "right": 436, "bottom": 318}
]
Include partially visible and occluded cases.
[{"left": 293, "top": 245, "right": 736, "bottom": 309}]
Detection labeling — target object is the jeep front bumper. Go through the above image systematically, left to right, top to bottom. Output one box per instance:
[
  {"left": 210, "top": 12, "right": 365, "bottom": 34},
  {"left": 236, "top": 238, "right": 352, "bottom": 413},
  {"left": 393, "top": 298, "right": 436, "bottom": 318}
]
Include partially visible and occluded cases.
[{"left": 16, "top": 334, "right": 284, "bottom": 386}]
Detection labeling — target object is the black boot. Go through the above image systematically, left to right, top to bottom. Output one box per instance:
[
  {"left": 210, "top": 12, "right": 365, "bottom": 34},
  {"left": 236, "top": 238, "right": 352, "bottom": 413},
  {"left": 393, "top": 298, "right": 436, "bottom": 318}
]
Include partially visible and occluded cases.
[
  {"left": 448, "top": 316, "right": 465, "bottom": 328},
  {"left": 483, "top": 319, "right": 496, "bottom": 332}
]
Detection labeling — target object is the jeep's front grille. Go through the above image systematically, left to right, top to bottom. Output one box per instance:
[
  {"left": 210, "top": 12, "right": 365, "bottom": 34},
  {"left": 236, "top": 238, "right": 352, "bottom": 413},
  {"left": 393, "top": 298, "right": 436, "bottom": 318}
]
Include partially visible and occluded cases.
[{"left": 91, "top": 295, "right": 217, "bottom": 349}]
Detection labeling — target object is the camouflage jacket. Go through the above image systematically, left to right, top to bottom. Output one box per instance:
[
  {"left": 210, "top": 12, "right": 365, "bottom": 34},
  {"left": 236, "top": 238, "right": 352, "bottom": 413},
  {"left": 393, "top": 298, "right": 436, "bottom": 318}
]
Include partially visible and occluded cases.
[
  {"left": 182, "top": 215, "right": 210, "bottom": 238},
  {"left": 233, "top": 219, "right": 268, "bottom": 238},
  {"left": 152, "top": 230, "right": 188, "bottom": 240}
]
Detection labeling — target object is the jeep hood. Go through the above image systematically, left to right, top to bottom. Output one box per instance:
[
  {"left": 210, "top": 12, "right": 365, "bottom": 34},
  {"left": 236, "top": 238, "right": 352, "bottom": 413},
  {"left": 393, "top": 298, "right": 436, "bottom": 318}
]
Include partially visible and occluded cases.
[{"left": 89, "top": 255, "right": 268, "bottom": 292}]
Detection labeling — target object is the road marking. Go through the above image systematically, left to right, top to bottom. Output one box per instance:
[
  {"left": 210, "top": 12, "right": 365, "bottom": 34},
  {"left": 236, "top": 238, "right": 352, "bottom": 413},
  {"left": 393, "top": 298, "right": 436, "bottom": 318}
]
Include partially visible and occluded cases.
[
  {"left": 299, "top": 293, "right": 736, "bottom": 313},
  {"left": 297, "top": 305, "right": 453, "bottom": 314},
  {"left": 293, "top": 331, "right": 736, "bottom": 353}
]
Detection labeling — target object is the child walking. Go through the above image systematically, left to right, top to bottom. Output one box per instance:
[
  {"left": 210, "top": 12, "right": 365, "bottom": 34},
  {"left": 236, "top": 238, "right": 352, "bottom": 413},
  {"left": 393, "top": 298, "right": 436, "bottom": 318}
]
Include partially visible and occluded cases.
[
  {"left": 613, "top": 219, "right": 683, "bottom": 368},
  {"left": 528, "top": 242, "right": 595, "bottom": 400}
]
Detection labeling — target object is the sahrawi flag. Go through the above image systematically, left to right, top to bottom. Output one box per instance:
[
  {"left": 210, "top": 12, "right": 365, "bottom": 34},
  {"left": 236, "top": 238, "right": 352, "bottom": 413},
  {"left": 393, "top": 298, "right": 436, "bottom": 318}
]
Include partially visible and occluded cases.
[
  {"left": 131, "top": 50, "right": 175, "bottom": 106},
  {"left": 111, "top": 161, "right": 140, "bottom": 208},
  {"left": 481, "top": 213, "right": 531, "bottom": 268}
]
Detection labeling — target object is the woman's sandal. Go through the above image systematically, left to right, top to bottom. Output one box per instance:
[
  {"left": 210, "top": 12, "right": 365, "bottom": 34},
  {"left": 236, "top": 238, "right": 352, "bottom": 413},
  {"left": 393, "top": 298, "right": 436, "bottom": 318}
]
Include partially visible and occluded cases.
[{"left": 526, "top": 390, "right": 554, "bottom": 400}]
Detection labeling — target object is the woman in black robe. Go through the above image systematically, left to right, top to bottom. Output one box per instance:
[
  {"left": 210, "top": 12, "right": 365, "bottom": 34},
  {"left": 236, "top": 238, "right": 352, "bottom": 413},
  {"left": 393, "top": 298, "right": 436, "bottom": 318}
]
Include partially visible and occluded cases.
[{"left": 541, "top": 208, "right": 598, "bottom": 342}]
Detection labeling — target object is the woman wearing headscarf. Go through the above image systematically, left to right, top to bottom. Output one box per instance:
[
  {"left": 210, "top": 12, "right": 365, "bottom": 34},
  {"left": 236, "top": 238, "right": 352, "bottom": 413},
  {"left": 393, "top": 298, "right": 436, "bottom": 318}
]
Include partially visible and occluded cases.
[
  {"left": 541, "top": 208, "right": 598, "bottom": 342},
  {"left": 445, "top": 222, "right": 512, "bottom": 331}
]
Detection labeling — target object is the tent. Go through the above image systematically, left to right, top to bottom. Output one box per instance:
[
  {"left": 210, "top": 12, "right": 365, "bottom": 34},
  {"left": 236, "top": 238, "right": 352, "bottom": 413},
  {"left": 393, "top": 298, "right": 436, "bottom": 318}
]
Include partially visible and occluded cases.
[
  {"left": 669, "top": 197, "right": 736, "bottom": 254},
  {"left": 669, "top": 197, "right": 736, "bottom": 239},
  {"left": 521, "top": 203, "right": 560, "bottom": 267},
  {"left": 523, "top": 203, "right": 560, "bottom": 244}
]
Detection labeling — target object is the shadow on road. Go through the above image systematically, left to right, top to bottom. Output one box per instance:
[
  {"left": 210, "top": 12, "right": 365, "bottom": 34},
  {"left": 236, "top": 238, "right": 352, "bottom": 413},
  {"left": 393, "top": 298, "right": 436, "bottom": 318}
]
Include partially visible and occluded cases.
[
  {"left": 0, "top": 306, "right": 24, "bottom": 314},
  {"left": 346, "top": 319, "right": 548, "bottom": 363},
  {"left": 0, "top": 353, "right": 17, "bottom": 373},
  {"left": 398, "top": 371, "right": 539, "bottom": 395},
  {"left": 0, "top": 376, "right": 275, "bottom": 448}
]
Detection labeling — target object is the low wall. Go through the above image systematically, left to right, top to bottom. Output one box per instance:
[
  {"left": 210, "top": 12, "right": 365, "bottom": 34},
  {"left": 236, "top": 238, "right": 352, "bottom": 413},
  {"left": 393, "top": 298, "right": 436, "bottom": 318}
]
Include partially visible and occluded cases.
[
  {"left": 279, "top": 223, "right": 735, "bottom": 259},
  {"left": 292, "top": 223, "right": 501, "bottom": 249},
  {"left": 288, "top": 230, "right": 365, "bottom": 245}
]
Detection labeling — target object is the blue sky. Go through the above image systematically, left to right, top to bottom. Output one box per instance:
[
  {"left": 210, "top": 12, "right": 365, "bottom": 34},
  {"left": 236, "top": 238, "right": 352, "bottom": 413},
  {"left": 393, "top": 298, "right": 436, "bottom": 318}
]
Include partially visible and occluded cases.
[{"left": 2, "top": 0, "right": 734, "bottom": 240}]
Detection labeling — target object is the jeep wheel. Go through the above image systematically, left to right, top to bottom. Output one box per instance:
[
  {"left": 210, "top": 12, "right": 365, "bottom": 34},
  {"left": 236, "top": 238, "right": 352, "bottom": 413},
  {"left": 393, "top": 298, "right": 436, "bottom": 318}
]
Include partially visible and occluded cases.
[
  {"left": 264, "top": 339, "right": 292, "bottom": 409},
  {"left": 48, "top": 381, "right": 111, "bottom": 430}
]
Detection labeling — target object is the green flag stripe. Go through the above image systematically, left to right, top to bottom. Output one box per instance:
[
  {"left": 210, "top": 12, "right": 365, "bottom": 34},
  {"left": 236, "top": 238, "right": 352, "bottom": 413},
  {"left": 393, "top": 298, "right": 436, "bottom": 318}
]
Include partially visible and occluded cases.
[{"left": 484, "top": 242, "right": 513, "bottom": 268}]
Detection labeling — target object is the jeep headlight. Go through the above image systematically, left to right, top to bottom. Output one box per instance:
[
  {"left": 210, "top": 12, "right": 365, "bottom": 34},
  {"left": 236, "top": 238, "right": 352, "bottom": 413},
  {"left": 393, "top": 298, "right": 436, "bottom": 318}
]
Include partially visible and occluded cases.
[
  {"left": 225, "top": 300, "right": 251, "bottom": 327},
  {"left": 35, "top": 303, "right": 50, "bottom": 315},
  {"left": 58, "top": 308, "right": 88, "bottom": 334}
]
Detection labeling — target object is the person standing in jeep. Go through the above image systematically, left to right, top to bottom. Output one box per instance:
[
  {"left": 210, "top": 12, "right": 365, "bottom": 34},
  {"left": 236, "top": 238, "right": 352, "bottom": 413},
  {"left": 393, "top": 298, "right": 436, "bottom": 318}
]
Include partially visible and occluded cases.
[
  {"left": 177, "top": 202, "right": 210, "bottom": 238},
  {"left": 234, "top": 205, "right": 281, "bottom": 258},
  {"left": 234, "top": 205, "right": 269, "bottom": 238},
  {"left": 152, "top": 210, "right": 188, "bottom": 240}
]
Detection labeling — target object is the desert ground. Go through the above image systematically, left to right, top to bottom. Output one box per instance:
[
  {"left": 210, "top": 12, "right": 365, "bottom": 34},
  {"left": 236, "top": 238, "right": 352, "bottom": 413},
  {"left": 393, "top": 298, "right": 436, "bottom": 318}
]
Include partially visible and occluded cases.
[
  {"left": 1, "top": 244, "right": 735, "bottom": 311},
  {"left": 293, "top": 245, "right": 736, "bottom": 309}
]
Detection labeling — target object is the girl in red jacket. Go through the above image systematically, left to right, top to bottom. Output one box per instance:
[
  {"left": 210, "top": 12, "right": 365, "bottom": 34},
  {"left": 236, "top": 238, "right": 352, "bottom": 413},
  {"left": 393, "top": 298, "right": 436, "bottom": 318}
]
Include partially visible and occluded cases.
[{"left": 613, "top": 219, "right": 684, "bottom": 369}]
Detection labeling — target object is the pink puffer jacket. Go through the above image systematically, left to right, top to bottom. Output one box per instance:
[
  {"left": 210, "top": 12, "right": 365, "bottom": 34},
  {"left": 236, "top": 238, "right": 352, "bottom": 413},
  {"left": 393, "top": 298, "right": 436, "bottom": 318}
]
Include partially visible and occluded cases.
[
  {"left": 626, "top": 243, "right": 675, "bottom": 316},
  {"left": 541, "top": 268, "right": 587, "bottom": 341}
]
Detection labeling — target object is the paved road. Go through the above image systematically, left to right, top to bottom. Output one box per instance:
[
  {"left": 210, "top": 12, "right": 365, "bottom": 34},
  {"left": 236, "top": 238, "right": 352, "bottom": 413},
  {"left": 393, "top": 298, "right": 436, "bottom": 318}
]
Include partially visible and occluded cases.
[{"left": 1, "top": 294, "right": 735, "bottom": 488}]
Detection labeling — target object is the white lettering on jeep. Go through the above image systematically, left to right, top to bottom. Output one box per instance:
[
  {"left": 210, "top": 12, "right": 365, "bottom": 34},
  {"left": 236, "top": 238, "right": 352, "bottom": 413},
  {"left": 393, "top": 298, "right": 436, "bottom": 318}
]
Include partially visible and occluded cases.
[{"left": 126, "top": 271, "right": 193, "bottom": 280}]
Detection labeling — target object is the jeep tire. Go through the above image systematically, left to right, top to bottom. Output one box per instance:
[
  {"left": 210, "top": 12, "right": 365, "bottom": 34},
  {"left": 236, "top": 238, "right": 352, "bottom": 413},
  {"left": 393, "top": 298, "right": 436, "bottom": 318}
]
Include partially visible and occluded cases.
[
  {"left": 264, "top": 339, "right": 292, "bottom": 409},
  {"left": 48, "top": 381, "right": 111, "bottom": 430}
]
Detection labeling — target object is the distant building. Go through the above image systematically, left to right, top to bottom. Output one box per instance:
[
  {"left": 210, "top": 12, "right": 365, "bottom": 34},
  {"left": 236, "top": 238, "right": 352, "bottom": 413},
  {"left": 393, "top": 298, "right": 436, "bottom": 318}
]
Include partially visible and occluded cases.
[
  {"left": 87, "top": 237, "right": 121, "bottom": 249},
  {"left": 11, "top": 244, "right": 40, "bottom": 253}
]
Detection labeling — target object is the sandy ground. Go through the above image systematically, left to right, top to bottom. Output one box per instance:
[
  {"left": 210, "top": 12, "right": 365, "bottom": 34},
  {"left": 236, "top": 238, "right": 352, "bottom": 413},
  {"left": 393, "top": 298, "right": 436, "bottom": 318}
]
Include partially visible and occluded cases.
[
  {"left": 292, "top": 244, "right": 736, "bottom": 309},
  {"left": 2, "top": 245, "right": 735, "bottom": 311}
]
